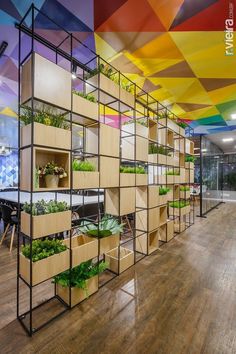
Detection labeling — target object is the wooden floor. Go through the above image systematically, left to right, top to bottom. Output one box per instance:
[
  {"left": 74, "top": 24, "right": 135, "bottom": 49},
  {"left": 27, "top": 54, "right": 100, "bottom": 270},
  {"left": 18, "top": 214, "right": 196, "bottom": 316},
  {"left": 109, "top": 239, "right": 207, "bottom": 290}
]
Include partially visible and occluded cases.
[{"left": 1, "top": 203, "right": 236, "bottom": 354}]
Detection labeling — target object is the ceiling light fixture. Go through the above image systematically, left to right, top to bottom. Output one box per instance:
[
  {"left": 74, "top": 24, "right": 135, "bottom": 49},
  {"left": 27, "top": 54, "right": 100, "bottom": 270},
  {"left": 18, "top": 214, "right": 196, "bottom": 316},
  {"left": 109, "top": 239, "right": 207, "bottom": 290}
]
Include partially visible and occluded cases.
[
  {"left": 72, "top": 61, "right": 77, "bottom": 80},
  {"left": 231, "top": 113, "right": 236, "bottom": 120},
  {"left": 222, "top": 137, "right": 234, "bottom": 142},
  {"left": 201, "top": 148, "right": 207, "bottom": 152}
]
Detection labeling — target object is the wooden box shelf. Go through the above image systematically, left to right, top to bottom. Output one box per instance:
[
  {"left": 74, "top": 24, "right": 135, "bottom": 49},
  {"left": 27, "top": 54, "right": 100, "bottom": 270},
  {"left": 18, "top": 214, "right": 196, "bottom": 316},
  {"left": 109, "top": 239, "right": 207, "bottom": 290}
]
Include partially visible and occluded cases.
[
  {"left": 21, "top": 52, "right": 71, "bottom": 110},
  {"left": 72, "top": 93, "right": 98, "bottom": 122},
  {"left": 159, "top": 118, "right": 179, "bottom": 135},
  {"left": 148, "top": 119, "right": 157, "bottom": 141},
  {"left": 122, "top": 122, "right": 148, "bottom": 138},
  {"left": 21, "top": 123, "right": 71, "bottom": 150},
  {"left": 100, "top": 123, "right": 120, "bottom": 158},
  {"left": 167, "top": 130, "right": 174, "bottom": 147},
  {"left": 121, "top": 135, "right": 148, "bottom": 162},
  {"left": 185, "top": 139, "right": 194, "bottom": 155},
  {"left": 20, "top": 147, "right": 71, "bottom": 192},
  {"left": 157, "top": 154, "right": 167, "bottom": 165},
  {"left": 100, "top": 157, "right": 119, "bottom": 188},
  {"left": 185, "top": 162, "right": 194, "bottom": 169},
  {"left": 185, "top": 169, "right": 194, "bottom": 183},
  {"left": 73, "top": 171, "right": 99, "bottom": 189},
  {"left": 120, "top": 173, "right": 135, "bottom": 187},
  {"left": 136, "top": 173, "right": 148, "bottom": 186},
  {"left": 136, "top": 186, "right": 159, "bottom": 209},
  {"left": 105, "top": 187, "right": 136, "bottom": 216},
  {"left": 180, "top": 190, "right": 190, "bottom": 199},
  {"left": 158, "top": 194, "right": 168, "bottom": 206},
  {"left": 169, "top": 205, "right": 190, "bottom": 216},
  {"left": 159, "top": 206, "right": 167, "bottom": 226},
  {"left": 136, "top": 207, "right": 160, "bottom": 232},
  {"left": 21, "top": 210, "right": 71, "bottom": 239},
  {"left": 158, "top": 220, "right": 174, "bottom": 242},
  {"left": 174, "top": 221, "right": 186, "bottom": 233},
  {"left": 135, "top": 230, "right": 159, "bottom": 255},
  {"left": 99, "top": 234, "right": 120, "bottom": 255},
  {"left": 64, "top": 235, "right": 98, "bottom": 267},
  {"left": 105, "top": 247, "right": 134, "bottom": 274},
  {"left": 20, "top": 249, "right": 70, "bottom": 286},
  {"left": 57, "top": 275, "right": 98, "bottom": 307}
]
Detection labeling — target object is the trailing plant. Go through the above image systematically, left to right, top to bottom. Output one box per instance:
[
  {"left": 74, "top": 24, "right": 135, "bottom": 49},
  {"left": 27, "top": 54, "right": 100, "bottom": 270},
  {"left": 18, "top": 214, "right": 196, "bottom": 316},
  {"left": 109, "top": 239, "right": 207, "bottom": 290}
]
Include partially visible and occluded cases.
[
  {"left": 72, "top": 90, "right": 96, "bottom": 103},
  {"left": 20, "top": 106, "right": 69, "bottom": 130},
  {"left": 123, "top": 118, "right": 148, "bottom": 127},
  {"left": 177, "top": 121, "right": 188, "bottom": 129},
  {"left": 149, "top": 144, "right": 168, "bottom": 155},
  {"left": 185, "top": 155, "right": 195, "bottom": 163},
  {"left": 72, "top": 159, "right": 96, "bottom": 172},
  {"left": 38, "top": 161, "right": 67, "bottom": 178},
  {"left": 120, "top": 165, "right": 146, "bottom": 174},
  {"left": 165, "top": 170, "right": 180, "bottom": 176},
  {"left": 180, "top": 186, "right": 190, "bottom": 192},
  {"left": 159, "top": 187, "right": 170, "bottom": 195},
  {"left": 23, "top": 199, "right": 69, "bottom": 216},
  {"left": 169, "top": 200, "right": 190, "bottom": 208},
  {"left": 79, "top": 215, "right": 124, "bottom": 238},
  {"left": 21, "top": 238, "right": 67, "bottom": 262},
  {"left": 53, "top": 260, "right": 107, "bottom": 294}
]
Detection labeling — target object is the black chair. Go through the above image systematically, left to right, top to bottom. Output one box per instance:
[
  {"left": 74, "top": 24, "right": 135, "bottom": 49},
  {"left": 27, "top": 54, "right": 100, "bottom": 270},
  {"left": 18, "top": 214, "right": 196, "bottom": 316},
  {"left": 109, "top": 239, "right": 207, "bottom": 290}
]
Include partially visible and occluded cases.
[{"left": 0, "top": 205, "right": 18, "bottom": 252}]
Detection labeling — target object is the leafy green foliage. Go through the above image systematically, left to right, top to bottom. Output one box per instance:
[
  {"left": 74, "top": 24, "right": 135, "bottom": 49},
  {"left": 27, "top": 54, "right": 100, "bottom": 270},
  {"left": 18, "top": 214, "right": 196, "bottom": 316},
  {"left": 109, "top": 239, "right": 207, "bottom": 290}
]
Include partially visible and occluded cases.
[
  {"left": 73, "top": 90, "right": 96, "bottom": 103},
  {"left": 20, "top": 106, "right": 69, "bottom": 130},
  {"left": 123, "top": 118, "right": 148, "bottom": 127},
  {"left": 177, "top": 121, "right": 188, "bottom": 129},
  {"left": 149, "top": 144, "right": 168, "bottom": 155},
  {"left": 185, "top": 155, "right": 195, "bottom": 163},
  {"left": 72, "top": 159, "right": 96, "bottom": 172},
  {"left": 120, "top": 165, "right": 146, "bottom": 174},
  {"left": 165, "top": 170, "right": 180, "bottom": 176},
  {"left": 180, "top": 186, "right": 190, "bottom": 191},
  {"left": 159, "top": 187, "right": 170, "bottom": 195},
  {"left": 23, "top": 199, "right": 69, "bottom": 216},
  {"left": 169, "top": 200, "right": 190, "bottom": 208},
  {"left": 79, "top": 215, "right": 124, "bottom": 239},
  {"left": 21, "top": 238, "right": 67, "bottom": 262},
  {"left": 53, "top": 260, "right": 107, "bottom": 292}
]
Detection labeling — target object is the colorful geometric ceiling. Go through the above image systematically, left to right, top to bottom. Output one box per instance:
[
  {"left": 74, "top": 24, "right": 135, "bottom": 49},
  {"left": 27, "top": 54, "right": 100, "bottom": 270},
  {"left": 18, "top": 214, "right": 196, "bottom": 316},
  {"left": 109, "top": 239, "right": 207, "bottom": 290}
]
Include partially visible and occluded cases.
[{"left": 0, "top": 0, "right": 236, "bottom": 149}]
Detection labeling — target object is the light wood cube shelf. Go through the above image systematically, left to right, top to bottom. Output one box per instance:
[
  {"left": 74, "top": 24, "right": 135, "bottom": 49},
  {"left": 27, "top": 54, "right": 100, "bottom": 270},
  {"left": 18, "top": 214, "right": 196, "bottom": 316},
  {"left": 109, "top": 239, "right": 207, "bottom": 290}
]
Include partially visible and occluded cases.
[
  {"left": 21, "top": 52, "right": 71, "bottom": 110},
  {"left": 72, "top": 93, "right": 99, "bottom": 123},
  {"left": 105, "top": 187, "right": 136, "bottom": 216},
  {"left": 105, "top": 247, "right": 134, "bottom": 274}
]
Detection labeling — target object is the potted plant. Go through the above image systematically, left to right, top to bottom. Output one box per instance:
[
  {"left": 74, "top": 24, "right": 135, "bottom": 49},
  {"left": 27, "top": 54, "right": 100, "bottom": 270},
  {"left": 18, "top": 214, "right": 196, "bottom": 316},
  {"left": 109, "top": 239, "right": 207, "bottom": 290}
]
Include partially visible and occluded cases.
[
  {"left": 72, "top": 90, "right": 98, "bottom": 122},
  {"left": 20, "top": 106, "right": 71, "bottom": 149},
  {"left": 122, "top": 118, "right": 148, "bottom": 138},
  {"left": 177, "top": 121, "right": 187, "bottom": 136},
  {"left": 148, "top": 144, "right": 169, "bottom": 165},
  {"left": 185, "top": 155, "right": 195, "bottom": 169},
  {"left": 72, "top": 159, "right": 99, "bottom": 189},
  {"left": 38, "top": 161, "right": 67, "bottom": 188},
  {"left": 120, "top": 165, "right": 147, "bottom": 186},
  {"left": 165, "top": 170, "right": 180, "bottom": 184},
  {"left": 180, "top": 185, "right": 190, "bottom": 199},
  {"left": 158, "top": 187, "right": 170, "bottom": 205},
  {"left": 21, "top": 199, "right": 71, "bottom": 239},
  {"left": 168, "top": 200, "right": 190, "bottom": 216},
  {"left": 79, "top": 215, "right": 124, "bottom": 254},
  {"left": 20, "top": 238, "right": 69, "bottom": 285},
  {"left": 54, "top": 260, "right": 107, "bottom": 307}
]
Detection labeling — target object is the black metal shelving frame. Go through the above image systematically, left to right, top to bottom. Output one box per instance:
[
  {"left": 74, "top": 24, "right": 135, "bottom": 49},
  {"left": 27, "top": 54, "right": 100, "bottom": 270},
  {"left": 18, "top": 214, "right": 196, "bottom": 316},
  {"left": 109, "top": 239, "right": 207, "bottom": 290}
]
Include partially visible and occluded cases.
[{"left": 17, "top": 4, "right": 195, "bottom": 336}]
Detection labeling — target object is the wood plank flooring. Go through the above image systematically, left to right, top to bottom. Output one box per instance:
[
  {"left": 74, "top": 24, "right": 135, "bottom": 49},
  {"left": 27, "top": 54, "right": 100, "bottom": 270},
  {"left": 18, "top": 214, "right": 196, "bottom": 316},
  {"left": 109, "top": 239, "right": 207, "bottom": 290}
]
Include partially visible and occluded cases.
[{"left": 1, "top": 203, "right": 236, "bottom": 353}]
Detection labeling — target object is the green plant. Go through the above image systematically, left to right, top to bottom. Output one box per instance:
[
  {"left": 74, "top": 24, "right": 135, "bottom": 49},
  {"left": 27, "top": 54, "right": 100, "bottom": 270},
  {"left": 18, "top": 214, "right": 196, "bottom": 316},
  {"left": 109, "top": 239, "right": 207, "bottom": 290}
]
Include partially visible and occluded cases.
[
  {"left": 73, "top": 90, "right": 96, "bottom": 103},
  {"left": 20, "top": 106, "right": 69, "bottom": 130},
  {"left": 123, "top": 118, "right": 148, "bottom": 127},
  {"left": 177, "top": 121, "right": 188, "bottom": 129},
  {"left": 149, "top": 144, "right": 168, "bottom": 155},
  {"left": 185, "top": 155, "right": 195, "bottom": 163},
  {"left": 72, "top": 159, "right": 96, "bottom": 172},
  {"left": 38, "top": 161, "right": 67, "bottom": 178},
  {"left": 120, "top": 165, "right": 146, "bottom": 174},
  {"left": 165, "top": 170, "right": 180, "bottom": 176},
  {"left": 180, "top": 186, "right": 190, "bottom": 192},
  {"left": 159, "top": 187, "right": 170, "bottom": 195},
  {"left": 23, "top": 199, "right": 69, "bottom": 216},
  {"left": 169, "top": 200, "right": 190, "bottom": 208},
  {"left": 79, "top": 215, "right": 124, "bottom": 238},
  {"left": 21, "top": 238, "right": 67, "bottom": 262},
  {"left": 53, "top": 260, "right": 107, "bottom": 294}
]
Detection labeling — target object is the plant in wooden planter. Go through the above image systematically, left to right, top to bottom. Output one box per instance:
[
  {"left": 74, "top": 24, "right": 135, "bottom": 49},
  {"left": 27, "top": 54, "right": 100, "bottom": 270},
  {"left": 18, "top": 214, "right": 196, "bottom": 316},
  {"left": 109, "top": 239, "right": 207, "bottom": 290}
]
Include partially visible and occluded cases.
[
  {"left": 72, "top": 90, "right": 96, "bottom": 103},
  {"left": 72, "top": 90, "right": 98, "bottom": 123},
  {"left": 20, "top": 106, "right": 71, "bottom": 149},
  {"left": 177, "top": 121, "right": 188, "bottom": 129},
  {"left": 185, "top": 155, "right": 195, "bottom": 169},
  {"left": 72, "top": 159, "right": 99, "bottom": 189},
  {"left": 38, "top": 161, "right": 67, "bottom": 189},
  {"left": 120, "top": 165, "right": 147, "bottom": 186},
  {"left": 165, "top": 169, "right": 180, "bottom": 184},
  {"left": 180, "top": 185, "right": 190, "bottom": 199},
  {"left": 158, "top": 187, "right": 170, "bottom": 205},
  {"left": 21, "top": 199, "right": 71, "bottom": 238},
  {"left": 169, "top": 200, "right": 190, "bottom": 216},
  {"left": 79, "top": 215, "right": 124, "bottom": 254},
  {"left": 20, "top": 238, "right": 69, "bottom": 285},
  {"left": 54, "top": 260, "right": 107, "bottom": 307}
]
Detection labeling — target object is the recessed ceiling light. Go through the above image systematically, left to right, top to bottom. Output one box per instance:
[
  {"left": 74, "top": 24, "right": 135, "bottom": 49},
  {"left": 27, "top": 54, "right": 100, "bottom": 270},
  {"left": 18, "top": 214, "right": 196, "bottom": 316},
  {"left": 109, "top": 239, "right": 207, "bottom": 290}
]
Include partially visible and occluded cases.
[
  {"left": 71, "top": 73, "right": 77, "bottom": 79},
  {"left": 231, "top": 113, "right": 236, "bottom": 120},
  {"left": 222, "top": 137, "right": 234, "bottom": 142},
  {"left": 194, "top": 147, "right": 199, "bottom": 150},
  {"left": 201, "top": 148, "right": 207, "bottom": 152}
]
